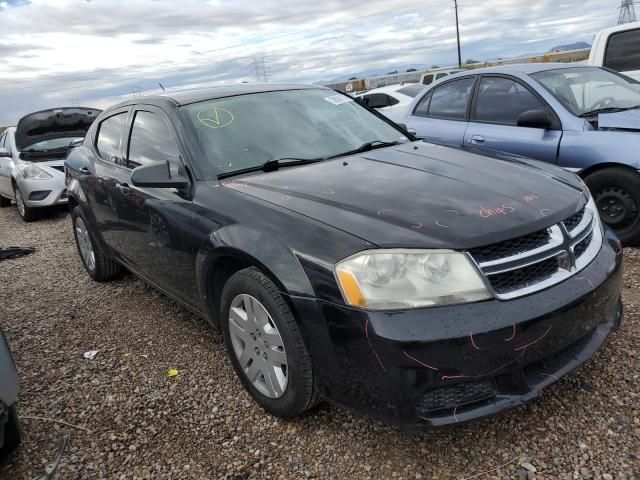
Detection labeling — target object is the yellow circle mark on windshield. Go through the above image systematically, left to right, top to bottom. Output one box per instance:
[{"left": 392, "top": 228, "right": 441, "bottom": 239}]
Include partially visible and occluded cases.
[{"left": 197, "top": 107, "right": 234, "bottom": 128}]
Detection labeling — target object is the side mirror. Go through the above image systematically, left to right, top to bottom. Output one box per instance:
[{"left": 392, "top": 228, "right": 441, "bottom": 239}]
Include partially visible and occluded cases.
[
  {"left": 517, "top": 109, "right": 552, "bottom": 129},
  {"left": 0, "top": 148, "right": 10, "bottom": 158},
  {"left": 130, "top": 161, "right": 189, "bottom": 189}
]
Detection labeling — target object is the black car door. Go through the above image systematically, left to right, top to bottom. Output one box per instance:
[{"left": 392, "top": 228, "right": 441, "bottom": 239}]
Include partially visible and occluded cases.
[
  {"left": 114, "top": 105, "right": 199, "bottom": 306},
  {"left": 91, "top": 107, "right": 134, "bottom": 253}
]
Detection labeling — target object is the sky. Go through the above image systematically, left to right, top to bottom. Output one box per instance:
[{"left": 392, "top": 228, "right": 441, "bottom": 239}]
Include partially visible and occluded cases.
[{"left": 0, "top": 0, "right": 624, "bottom": 125}]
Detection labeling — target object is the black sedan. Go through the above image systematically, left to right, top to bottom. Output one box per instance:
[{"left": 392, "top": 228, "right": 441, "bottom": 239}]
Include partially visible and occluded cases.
[{"left": 65, "top": 84, "right": 623, "bottom": 426}]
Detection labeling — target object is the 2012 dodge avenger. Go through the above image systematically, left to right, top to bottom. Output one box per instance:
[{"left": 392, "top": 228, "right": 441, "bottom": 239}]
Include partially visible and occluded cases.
[{"left": 65, "top": 84, "right": 623, "bottom": 426}]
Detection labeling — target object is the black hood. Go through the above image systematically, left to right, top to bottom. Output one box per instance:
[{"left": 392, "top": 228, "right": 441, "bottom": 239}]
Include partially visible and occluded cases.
[
  {"left": 15, "top": 107, "right": 101, "bottom": 151},
  {"left": 222, "top": 142, "right": 587, "bottom": 249}
]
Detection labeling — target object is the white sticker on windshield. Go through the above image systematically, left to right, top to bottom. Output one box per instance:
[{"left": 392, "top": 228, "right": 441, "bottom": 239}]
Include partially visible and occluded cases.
[{"left": 324, "top": 94, "right": 353, "bottom": 105}]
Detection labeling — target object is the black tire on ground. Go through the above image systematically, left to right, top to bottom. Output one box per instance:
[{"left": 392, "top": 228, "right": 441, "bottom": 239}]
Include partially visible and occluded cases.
[
  {"left": 585, "top": 167, "right": 640, "bottom": 246},
  {"left": 13, "top": 185, "right": 38, "bottom": 222},
  {"left": 0, "top": 196, "right": 10, "bottom": 208},
  {"left": 71, "top": 206, "right": 121, "bottom": 282},
  {"left": 220, "top": 267, "right": 320, "bottom": 418},
  {"left": 0, "top": 404, "right": 21, "bottom": 456}
]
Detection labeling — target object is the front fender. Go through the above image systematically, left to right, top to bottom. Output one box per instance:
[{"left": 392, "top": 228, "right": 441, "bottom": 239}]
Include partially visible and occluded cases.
[
  {"left": 559, "top": 131, "right": 640, "bottom": 172},
  {"left": 196, "top": 223, "right": 314, "bottom": 300}
]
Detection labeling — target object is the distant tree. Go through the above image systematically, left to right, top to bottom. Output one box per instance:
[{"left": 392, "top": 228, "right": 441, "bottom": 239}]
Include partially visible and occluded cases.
[
  {"left": 465, "top": 59, "right": 479, "bottom": 64},
  {"left": 431, "top": 65, "right": 439, "bottom": 68},
  {"left": 406, "top": 68, "right": 417, "bottom": 72},
  {"left": 387, "top": 70, "right": 398, "bottom": 75},
  {"left": 348, "top": 76, "right": 357, "bottom": 80}
]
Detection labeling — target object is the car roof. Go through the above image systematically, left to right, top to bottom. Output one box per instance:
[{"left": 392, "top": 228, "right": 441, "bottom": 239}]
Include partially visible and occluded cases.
[
  {"left": 594, "top": 20, "right": 640, "bottom": 36},
  {"left": 447, "top": 63, "right": 595, "bottom": 78},
  {"left": 105, "top": 83, "right": 329, "bottom": 112},
  {"left": 161, "top": 83, "right": 326, "bottom": 106}
]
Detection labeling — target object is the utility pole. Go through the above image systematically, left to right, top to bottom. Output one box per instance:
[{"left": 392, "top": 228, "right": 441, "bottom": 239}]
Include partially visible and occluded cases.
[
  {"left": 454, "top": 0, "right": 462, "bottom": 68},
  {"left": 618, "top": 0, "right": 637, "bottom": 24},
  {"left": 250, "top": 56, "right": 271, "bottom": 82}
]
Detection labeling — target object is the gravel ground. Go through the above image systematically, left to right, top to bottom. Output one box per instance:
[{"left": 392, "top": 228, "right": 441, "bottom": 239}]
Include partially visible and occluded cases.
[{"left": 0, "top": 205, "right": 638, "bottom": 480}]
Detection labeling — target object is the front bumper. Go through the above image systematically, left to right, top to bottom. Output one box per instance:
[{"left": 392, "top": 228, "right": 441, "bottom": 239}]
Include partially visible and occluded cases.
[
  {"left": 16, "top": 170, "right": 68, "bottom": 208},
  {"left": 288, "top": 229, "right": 623, "bottom": 426}
]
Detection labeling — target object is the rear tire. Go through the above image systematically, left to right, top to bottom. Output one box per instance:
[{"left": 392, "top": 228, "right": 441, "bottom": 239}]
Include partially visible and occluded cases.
[
  {"left": 585, "top": 168, "right": 640, "bottom": 246},
  {"left": 13, "top": 185, "right": 37, "bottom": 222},
  {"left": 0, "top": 196, "right": 10, "bottom": 208},
  {"left": 71, "top": 206, "right": 120, "bottom": 281},
  {"left": 220, "top": 267, "right": 319, "bottom": 418},
  {"left": 0, "top": 404, "right": 21, "bottom": 456}
]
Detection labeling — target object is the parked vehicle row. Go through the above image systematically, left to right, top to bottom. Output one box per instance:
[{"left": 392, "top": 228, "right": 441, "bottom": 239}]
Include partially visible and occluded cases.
[
  {"left": 397, "top": 64, "right": 640, "bottom": 244},
  {"left": 356, "top": 83, "right": 426, "bottom": 117},
  {"left": 62, "top": 84, "right": 623, "bottom": 426}
]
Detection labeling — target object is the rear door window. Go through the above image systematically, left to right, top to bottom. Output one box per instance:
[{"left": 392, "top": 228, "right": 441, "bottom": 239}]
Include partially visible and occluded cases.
[
  {"left": 604, "top": 29, "right": 640, "bottom": 72},
  {"left": 426, "top": 77, "right": 475, "bottom": 120},
  {"left": 475, "top": 77, "right": 546, "bottom": 125},
  {"left": 127, "top": 110, "right": 182, "bottom": 174},
  {"left": 96, "top": 113, "right": 128, "bottom": 166}
]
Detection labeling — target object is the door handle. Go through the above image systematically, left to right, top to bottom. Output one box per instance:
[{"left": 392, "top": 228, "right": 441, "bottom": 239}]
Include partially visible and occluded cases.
[
  {"left": 470, "top": 135, "right": 485, "bottom": 144},
  {"left": 79, "top": 167, "right": 91, "bottom": 175},
  {"left": 115, "top": 183, "right": 131, "bottom": 195}
]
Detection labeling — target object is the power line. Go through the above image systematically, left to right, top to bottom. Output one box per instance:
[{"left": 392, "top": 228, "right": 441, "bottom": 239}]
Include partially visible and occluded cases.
[{"left": 618, "top": 0, "right": 637, "bottom": 23}]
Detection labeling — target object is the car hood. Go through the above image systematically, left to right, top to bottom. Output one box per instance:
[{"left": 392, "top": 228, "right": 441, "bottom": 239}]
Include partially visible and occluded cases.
[
  {"left": 15, "top": 107, "right": 100, "bottom": 151},
  {"left": 598, "top": 108, "right": 640, "bottom": 131},
  {"left": 222, "top": 142, "right": 587, "bottom": 249}
]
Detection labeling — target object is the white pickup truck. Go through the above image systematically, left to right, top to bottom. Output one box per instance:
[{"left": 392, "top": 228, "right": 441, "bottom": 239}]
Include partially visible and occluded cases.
[{"left": 588, "top": 21, "right": 640, "bottom": 81}]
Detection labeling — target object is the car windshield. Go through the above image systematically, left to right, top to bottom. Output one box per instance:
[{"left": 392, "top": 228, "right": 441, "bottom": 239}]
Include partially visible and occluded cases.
[
  {"left": 531, "top": 67, "right": 640, "bottom": 116},
  {"left": 180, "top": 89, "right": 407, "bottom": 176},
  {"left": 22, "top": 137, "right": 83, "bottom": 152}
]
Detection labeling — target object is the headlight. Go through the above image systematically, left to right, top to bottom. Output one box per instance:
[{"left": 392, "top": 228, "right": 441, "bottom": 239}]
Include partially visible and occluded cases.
[
  {"left": 19, "top": 162, "right": 52, "bottom": 180},
  {"left": 334, "top": 249, "right": 492, "bottom": 310}
]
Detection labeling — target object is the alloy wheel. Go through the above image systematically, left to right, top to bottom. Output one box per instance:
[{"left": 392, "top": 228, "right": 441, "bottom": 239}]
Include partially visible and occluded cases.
[
  {"left": 75, "top": 217, "right": 96, "bottom": 272},
  {"left": 228, "top": 294, "right": 288, "bottom": 398}
]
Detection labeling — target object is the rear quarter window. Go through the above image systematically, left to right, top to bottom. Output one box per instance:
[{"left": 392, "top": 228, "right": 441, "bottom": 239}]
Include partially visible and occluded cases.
[{"left": 604, "top": 29, "right": 640, "bottom": 72}]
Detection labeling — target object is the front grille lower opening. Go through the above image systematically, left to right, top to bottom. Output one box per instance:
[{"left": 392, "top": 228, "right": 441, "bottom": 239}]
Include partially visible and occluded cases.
[{"left": 416, "top": 379, "right": 497, "bottom": 415}]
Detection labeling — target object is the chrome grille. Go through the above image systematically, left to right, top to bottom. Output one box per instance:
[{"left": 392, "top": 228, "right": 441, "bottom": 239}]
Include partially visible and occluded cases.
[{"left": 470, "top": 203, "right": 602, "bottom": 300}]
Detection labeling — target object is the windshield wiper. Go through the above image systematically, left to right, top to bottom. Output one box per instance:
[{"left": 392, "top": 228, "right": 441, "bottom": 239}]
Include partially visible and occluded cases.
[
  {"left": 578, "top": 106, "right": 639, "bottom": 118},
  {"left": 328, "top": 140, "right": 403, "bottom": 159},
  {"left": 218, "top": 157, "right": 324, "bottom": 180}
]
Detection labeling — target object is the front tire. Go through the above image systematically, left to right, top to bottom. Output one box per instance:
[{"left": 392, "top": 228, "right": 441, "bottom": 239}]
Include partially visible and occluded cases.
[
  {"left": 585, "top": 167, "right": 640, "bottom": 246},
  {"left": 13, "top": 185, "right": 37, "bottom": 222},
  {"left": 71, "top": 206, "right": 120, "bottom": 281},
  {"left": 220, "top": 267, "right": 319, "bottom": 418},
  {"left": 0, "top": 404, "right": 21, "bottom": 456}
]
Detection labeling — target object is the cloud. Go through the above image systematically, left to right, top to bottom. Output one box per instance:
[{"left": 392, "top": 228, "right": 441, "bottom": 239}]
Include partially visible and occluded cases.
[{"left": 0, "top": 0, "right": 622, "bottom": 124}]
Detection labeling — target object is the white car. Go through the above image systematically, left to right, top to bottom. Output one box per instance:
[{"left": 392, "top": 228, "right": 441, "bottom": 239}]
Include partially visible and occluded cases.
[
  {"left": 589, "top": 21, "right": 640, "bottom": 81},
  {"left": 356, "top": 84, "right": 426, "bottom": 118},
  {"left": 0, "top": 108, "right": 99, "bottom": 221}
]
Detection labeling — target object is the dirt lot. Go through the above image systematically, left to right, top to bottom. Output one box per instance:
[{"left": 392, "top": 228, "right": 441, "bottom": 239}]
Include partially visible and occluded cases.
[{"left": 0, "top": 205, "right": 638, "bottom": 480}]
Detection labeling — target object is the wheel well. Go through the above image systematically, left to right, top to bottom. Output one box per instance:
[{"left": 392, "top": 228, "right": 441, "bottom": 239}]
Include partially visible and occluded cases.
[
  {"left": 578, "top": 162, "right": 639, "bottom": 179},
  {"left": 206, "top": 255, "right": 252, "bottom": 328}
]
